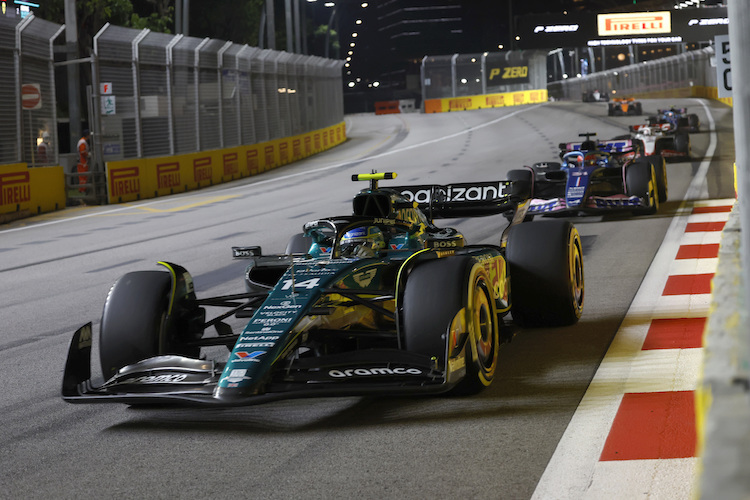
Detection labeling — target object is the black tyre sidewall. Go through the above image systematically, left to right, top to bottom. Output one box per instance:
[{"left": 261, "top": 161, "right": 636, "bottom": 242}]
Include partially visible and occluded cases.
[
  {"left": 674, "top": 133, "right": 690, "bottom": 156},
  {"left": 626, "top": 161, "right": 658, "bottom": 215},
  {"left": 505, "top": 221, "right": 583, "bottom": 326},
  {"left": 402, "top": 257, "right": 499, "bottom": 393},
  {"left": 402, "top": 257, "right": 471, "bottom": 363},
  {"left": 99, "top": 271, "right": 171, "bottom": 379}
]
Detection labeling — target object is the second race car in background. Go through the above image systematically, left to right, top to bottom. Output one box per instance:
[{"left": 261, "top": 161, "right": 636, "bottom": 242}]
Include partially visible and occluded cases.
[
  {"left": 582, "top": 89, "right": 609, "bottom": 102},
  {"left": 608, "top": 97, "right": 642, "bottom": 116},
  {"left": 646, "top": 107, "right": 700, "bottom": 133},
  {"left": 629, "top": 123, "right": 691, "bottom": 161},
  {"left": 509, "top": 133, "right": 667, "bottom": 219}
]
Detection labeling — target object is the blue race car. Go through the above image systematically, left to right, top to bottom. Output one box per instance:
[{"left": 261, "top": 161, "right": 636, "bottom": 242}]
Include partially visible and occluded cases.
[
  {"left": 646, "top": 107, "right": 700, "bottom": 133},
  {"left": 511, "top": 133, "right": 667, "bottom": 218},
  {"left": 62, "top": 172, "right": 584, "bottom": 407}
]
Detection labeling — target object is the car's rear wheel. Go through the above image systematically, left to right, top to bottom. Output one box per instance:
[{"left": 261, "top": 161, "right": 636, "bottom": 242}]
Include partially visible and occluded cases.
[
  {"left": 688, "top": 114, "right": 700, "bottom": 131},
  {"left": 674, "top": 133, "right": 691, "bottom": 157},
  {"left": 626, "top": 161, "right": 658, "bottom": 215},
  {"left": 505, "top": 221, "right": 584, "bottom": 327},
  {"left": 402, "top": 257, "right": 499, "bottom": 394},
  {"left": 99, "top": 271, "right": 172, "bottom": 380}
]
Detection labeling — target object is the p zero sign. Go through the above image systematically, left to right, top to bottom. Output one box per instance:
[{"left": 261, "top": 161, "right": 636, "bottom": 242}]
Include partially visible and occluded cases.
[
  {"left": 597, "top": 12, "right": 671, "bottom": 37},
  {"left": 487, "top": 60, "right": 530, "bottom": 85}
]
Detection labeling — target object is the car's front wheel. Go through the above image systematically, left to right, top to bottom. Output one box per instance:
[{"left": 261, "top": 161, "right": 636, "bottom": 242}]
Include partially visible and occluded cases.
[
  {"left": 626, "top": 161, "right": 659, "bottom": 215},
  {"left": 402, "top": 257, "right": 499, "bottom": 394},
  {"left": 99, "top": 271, "right": 173, "bottom": 380}
]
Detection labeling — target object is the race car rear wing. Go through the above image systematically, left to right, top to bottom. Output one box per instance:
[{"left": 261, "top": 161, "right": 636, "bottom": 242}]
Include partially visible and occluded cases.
[
  {"left": 561, "top": 138, "right": 639, "bottom": 154},
  {"left": 352, "top": 172, "right": 530, "bottom": 220},
  {"left": 391, "top": 180, "right": 529, "bottom": 219}
]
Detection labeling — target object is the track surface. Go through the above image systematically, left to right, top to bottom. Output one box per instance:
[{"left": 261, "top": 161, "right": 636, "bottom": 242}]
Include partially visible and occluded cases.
[{"left": 0, "top": 99, "right": 734, "bottom": 499}]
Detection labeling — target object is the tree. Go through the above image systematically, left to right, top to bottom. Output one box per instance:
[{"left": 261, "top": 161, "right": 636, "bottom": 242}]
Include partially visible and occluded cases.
[{"left": 35, "top": 0, "right": 173, "bottom": 56}]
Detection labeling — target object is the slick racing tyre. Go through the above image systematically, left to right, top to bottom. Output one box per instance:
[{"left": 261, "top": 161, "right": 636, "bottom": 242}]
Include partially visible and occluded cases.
[
  {"left": 688, "top": 113, "right": 700, "bottom": 132},
  {"left": 674, "top": 133, "right": 691, "bottom": 158},
  {"left": 648, "top": 155, "right": 668, "bottom": 202},
  {"left": 626, "top": 161, "right": 659, "bottom": 215},
  {"left": 505, "top": 221, "right": 584, "bottom": 327},
  {"left": 402, "top": 256, "right": 499, "bottom": 395},
  {"left": 99, "top": 271, "right": 173, "bottom": 380}
]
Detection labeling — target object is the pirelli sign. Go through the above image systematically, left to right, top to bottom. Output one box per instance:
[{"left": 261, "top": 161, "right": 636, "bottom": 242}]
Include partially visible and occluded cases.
[{"left": 597, "top": 12, "right": 671, "bottom": 37}]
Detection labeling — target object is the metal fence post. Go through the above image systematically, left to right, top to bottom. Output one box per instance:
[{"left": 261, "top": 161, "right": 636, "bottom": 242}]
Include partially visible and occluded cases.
[
  {"left": 132, "top": 29, "right": 150, "bottom": 159},
  {"left": 166, "top": 34, "right": 182, "bottom": 156},
  {"left": 194, "top": 37, "right": 209, "bottom": 151},
  {"left": 217, "top": 40, "right": 232, "bottom": 149},
  {"left": 450, "top": 53, "right": 458, "bottom": 98}
]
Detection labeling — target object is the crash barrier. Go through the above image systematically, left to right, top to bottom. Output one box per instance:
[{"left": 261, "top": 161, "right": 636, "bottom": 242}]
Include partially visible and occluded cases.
[
  {"left": 548, "top": 46, "right": 733, "bottom": 106},
  {"left": 424, "top": 89, "right": 548, "bottom": 113},
  {"left": 374, "top": 99, "right": 417, "bottom": 115},
  {"left": 106, "top": 122, "right": 346, "bottom": 204},
  {"left": 0, "top": 163, "right": 66, "bottom": 222},
  {"left": 697, "top": 203, "right": 750, "bottom": 498}
]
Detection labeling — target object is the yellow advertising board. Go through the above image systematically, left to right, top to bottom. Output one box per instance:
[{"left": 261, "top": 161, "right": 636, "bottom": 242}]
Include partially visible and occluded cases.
[
  {"left": 424, "top": 89, "right": 548, "bottom": 114},
  {"left": 106, "top": 122, "right": 346, "bottom": 205},
  {"left": 0, "top": 163, "right": 66, "bottom": 218}
]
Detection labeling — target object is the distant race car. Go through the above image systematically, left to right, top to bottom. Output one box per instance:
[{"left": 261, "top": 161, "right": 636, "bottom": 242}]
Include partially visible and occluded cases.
[
  {"left": 582, "top": 89, "right": 609, "bottom": 102},
  {"left": 608, "top": 97, "right": 642, "bottom": 116},
  {"left": 646, "top": 107, "right": 700, "bottom": 133},
  {"left": 629, "top": 123, "right": 691, "bottom": 160},
  {"left": 511, "top": 133, "right": 667, "bottom": 219},
  {"left": 62, "top": 172, "right": 584, "bottom": 407}
]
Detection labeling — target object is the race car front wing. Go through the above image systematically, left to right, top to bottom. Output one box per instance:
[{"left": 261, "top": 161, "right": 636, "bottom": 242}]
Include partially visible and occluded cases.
[{"left": 62, "top": 323, "right": 462, "bottom": 407}]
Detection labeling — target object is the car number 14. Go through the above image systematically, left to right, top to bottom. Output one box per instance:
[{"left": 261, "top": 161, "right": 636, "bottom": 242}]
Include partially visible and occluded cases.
[{"left": 281, "top": 278, "right": 321, "bottom": 290}]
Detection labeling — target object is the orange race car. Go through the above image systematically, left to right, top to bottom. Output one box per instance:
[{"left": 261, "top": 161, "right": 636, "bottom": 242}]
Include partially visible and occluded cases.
[{"left": 608, "top": 97, "right": 643, "bottom": 116}]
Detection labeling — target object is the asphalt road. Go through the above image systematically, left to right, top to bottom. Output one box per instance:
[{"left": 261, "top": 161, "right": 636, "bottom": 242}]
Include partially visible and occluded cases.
[{"left": 0, "top": 98, "right": 734, "bottom": 499}]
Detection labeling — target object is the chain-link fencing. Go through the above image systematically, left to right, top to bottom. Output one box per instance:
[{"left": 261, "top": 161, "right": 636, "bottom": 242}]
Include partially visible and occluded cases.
[
  {"left": 0, "top": 14, "right": 344, "bottom": 206},
  {"left": 0, "top": 15, "right": 63, "bottom": 167},
  {"left": 91, "top": 23, "right": 344, "bottom": 170},
  {"left": 548, "top": 46, "right": 717, "bottom": 101}
]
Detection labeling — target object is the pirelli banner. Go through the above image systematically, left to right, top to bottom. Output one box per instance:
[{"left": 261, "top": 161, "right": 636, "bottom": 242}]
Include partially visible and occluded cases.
[
  {"left": 516, "top": 6, "right": 727, "bottom": 49},
  {"left": 424, "top": 89, "right": 548, "bottom": 114},
  {"left": 106, "top": 122, "right": 346, "bottom": 204},
  {"left": 0, "top": 163, "right": 66, "bottom": 220}
]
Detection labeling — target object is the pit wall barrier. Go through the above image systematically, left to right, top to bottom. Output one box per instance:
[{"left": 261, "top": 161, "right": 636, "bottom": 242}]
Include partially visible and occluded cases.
[
  {"left": 424, "top": 89, "right": 548, "bottom": 114},
  {"left": 106, "top": 122, "right": 346, "bottom": 204},
  {"left": 0, "top": 163, "right": 66, "bottom": 222}
]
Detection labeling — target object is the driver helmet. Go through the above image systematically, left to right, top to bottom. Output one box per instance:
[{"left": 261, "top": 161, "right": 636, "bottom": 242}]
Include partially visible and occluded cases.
[
  {"left": 641, "top": 127, "right": 651, "bottom": 136},
  {"left": 340, "top": 226, "right": 386, "bottom": 257}
]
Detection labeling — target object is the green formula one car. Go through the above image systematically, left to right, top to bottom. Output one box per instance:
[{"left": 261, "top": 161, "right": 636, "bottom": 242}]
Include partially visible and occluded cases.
[{"left": 62, "top": 172, "right": 584, "bottom": 407}]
